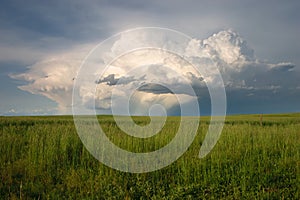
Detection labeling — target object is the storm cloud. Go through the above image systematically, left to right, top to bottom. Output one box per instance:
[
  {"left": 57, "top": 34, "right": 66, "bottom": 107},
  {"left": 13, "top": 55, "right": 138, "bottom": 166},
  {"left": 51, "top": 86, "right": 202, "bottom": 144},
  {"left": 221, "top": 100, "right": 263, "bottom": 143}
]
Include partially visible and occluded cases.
[{"left": 11, "top": 29, "right": 300, "bottom": 115}]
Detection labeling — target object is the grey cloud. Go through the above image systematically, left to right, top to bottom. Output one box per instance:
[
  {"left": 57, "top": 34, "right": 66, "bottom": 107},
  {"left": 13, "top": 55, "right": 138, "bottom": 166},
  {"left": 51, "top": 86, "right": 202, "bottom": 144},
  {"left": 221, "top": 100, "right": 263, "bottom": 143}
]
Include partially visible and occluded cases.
[
  {"left": 226, "top": 62, "right": 298, "bottom": 92},
  {"left": 269, "top": 63, "right": 295, "bottom": 72},
  {"left": 131, "top": 71, "right": 205, "bottom": 96},
  {"left": 186, "top": 72, "right": 204, "bottom": 87},
  {"left": 96, "top": 74, "right": 146, "bottom": 86},
  {"left": 136, "top": 82, "right": 208, "bottom": 98},
  {"left": 137, "top": 83, "right": 173, "bottom": 94}
]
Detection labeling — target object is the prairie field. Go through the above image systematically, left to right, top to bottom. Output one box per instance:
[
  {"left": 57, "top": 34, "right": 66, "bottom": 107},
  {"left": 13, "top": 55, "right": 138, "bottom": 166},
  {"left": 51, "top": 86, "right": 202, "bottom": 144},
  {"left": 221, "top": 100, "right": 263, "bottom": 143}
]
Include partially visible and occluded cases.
[{"left": 0, "top": 113, "right": 299, "bottom": 199}]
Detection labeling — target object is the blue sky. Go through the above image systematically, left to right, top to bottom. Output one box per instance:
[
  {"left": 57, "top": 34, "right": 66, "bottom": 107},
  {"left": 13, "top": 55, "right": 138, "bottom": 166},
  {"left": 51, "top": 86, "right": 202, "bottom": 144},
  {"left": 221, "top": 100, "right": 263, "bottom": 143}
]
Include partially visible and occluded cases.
[{"left": 0, "top": 0, "right": 299, "bottom": 115}]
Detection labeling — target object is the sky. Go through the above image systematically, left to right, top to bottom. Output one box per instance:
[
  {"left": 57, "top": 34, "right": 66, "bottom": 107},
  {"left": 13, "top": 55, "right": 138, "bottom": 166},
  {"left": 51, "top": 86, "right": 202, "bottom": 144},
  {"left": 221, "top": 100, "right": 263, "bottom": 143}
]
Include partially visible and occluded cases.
[{"left": 0, "top": 0, "right": 299, "bottom": 116}]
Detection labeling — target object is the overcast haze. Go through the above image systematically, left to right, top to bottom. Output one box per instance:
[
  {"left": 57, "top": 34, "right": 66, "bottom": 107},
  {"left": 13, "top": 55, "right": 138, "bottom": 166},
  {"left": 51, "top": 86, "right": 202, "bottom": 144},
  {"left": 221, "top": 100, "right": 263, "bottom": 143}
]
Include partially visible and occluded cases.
[{"left": 0, "top": 0, "right": 299, "bottom": 115}]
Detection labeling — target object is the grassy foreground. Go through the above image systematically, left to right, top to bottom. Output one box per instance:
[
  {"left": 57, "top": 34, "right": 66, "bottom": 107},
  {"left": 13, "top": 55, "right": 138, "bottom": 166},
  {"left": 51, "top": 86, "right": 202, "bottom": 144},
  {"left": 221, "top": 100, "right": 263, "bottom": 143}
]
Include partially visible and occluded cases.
[{"left": 0, "top": 113, "right": 299, "bottom": 199}]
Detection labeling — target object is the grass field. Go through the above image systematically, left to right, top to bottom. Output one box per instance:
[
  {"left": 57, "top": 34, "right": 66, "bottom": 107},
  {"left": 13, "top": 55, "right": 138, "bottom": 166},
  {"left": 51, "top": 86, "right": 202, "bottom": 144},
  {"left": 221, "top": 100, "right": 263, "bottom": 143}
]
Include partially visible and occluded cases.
[{"left": 0, "top": 113, "right": 299, "bottom": 199}]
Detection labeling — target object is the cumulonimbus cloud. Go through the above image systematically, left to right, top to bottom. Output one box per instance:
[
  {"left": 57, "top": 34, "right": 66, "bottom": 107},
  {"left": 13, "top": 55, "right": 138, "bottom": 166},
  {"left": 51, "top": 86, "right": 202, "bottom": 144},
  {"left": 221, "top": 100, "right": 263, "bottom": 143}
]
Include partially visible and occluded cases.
[{"left": 10, "top": 29, "right": 299, "bottom": 115}]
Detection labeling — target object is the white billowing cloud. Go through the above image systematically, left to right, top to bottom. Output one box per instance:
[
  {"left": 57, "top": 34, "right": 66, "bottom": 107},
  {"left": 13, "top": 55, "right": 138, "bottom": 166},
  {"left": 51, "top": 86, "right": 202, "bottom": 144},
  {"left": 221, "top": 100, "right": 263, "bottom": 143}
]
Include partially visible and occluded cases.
[
  {"left": 11, "top": 29, "right": 298, "bottom": 115},
  {"left": 185, "top": 29, "right": 255, "bottom": 66},
  {"left": 186, "top": 29, "right": 297, "bottom": 95},
  {"left": 204, "top": 29, "right": 255, "bottom": 64}
]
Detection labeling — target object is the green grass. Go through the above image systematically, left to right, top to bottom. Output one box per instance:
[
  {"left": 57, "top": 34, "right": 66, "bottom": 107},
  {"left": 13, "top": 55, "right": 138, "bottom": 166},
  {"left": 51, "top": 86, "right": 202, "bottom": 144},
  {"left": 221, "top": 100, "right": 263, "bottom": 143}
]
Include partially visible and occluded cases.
[{"left": 0, "top": 113, "right": 299, "bottom": 199}]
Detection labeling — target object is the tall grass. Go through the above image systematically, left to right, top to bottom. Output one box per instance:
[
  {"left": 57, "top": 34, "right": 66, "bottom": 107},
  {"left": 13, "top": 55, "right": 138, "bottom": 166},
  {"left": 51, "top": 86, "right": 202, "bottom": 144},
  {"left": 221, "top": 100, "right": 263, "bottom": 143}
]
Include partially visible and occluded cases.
[{"left": 0, "top": 114, "right": 299, "bottom": 199}]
